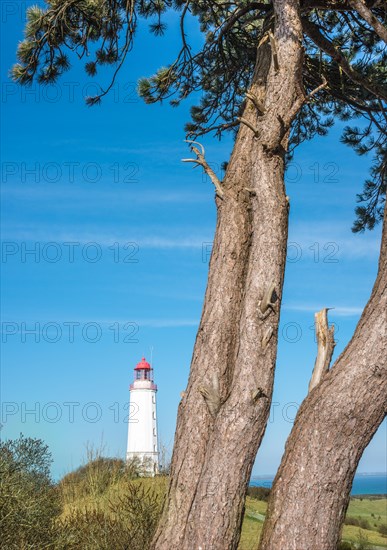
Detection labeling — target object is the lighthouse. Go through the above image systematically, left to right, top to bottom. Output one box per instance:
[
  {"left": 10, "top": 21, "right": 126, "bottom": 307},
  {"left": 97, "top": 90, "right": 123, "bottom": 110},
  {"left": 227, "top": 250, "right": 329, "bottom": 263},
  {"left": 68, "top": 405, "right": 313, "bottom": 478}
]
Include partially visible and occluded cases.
[{"left": 126, "top": 357, "right": 159, "bottom": 475}]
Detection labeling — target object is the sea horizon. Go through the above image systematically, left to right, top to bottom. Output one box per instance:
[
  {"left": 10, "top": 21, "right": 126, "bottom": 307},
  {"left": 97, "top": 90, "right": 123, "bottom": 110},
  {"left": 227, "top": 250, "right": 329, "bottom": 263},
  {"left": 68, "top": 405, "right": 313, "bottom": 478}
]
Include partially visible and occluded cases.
[{"left": 250, "top": 472, "right": 387, "bottom": 495}]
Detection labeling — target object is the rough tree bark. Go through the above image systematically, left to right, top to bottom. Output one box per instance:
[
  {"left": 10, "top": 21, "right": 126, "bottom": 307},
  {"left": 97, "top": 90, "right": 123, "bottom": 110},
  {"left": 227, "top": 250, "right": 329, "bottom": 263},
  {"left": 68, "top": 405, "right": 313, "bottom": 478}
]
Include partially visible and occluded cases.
[
  {"left": 152, "top": 1, "right": 305, "bottom": 548},
  {"left": 259, "top": 207, "right": 387, "bottom": 550}
]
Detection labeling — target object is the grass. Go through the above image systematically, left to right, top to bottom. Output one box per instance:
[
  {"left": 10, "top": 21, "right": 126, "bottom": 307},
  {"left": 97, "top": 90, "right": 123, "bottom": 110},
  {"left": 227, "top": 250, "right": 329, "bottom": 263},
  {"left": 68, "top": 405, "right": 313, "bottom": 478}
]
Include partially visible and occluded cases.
[
  {"left": 59, "top": 466, "right": 386, "bottom": 550},
  {"left": 56, "top": 467, "right": 168, "bottom": 549},
  {"left": 60, "top": 469, "right": 387, "bottom": 550},
  {"left": 60, "top": 471, "right": 270, "bottom": 549},
  {"left": 60, "top": 474, "right": 168, "bottom": 519},
  {"left": 237, "top": 495, "right": 387, "bottom": 550},
  {"left": 347, "top": 496, "right": 387, "bottom": 529},
  {"left": 238, "top": 497, "right": 267, "bottom": 550},
  {"left": 342, "top": 497, "right": 387, "bottom": 548},
  {"left": 342, "top": 524, "right": 387, "bottom": 548}
]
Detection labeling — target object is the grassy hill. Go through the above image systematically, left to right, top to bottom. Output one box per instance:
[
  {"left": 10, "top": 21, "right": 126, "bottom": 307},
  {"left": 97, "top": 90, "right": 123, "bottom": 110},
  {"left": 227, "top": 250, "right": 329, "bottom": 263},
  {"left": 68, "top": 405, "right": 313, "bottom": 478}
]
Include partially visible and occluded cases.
[
  {"left": 2, "top": 439, "right": 385, "bottom": 549},
  {"left": 57, "top": 459, "right": 386, "bottom": 549}
]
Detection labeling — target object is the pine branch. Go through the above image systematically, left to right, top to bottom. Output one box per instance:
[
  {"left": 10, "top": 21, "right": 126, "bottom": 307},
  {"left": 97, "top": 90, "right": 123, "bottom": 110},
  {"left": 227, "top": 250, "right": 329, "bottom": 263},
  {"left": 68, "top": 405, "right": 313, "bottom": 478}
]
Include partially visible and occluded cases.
[
  {"left": 348, "top": 0, "right": 387, "bottom": 44},
  {"left": 217, "top": 2, "right": 271, "bottom": 44},
  {"left": 302, "top": 18, "right": 387, "bottom": 101}
]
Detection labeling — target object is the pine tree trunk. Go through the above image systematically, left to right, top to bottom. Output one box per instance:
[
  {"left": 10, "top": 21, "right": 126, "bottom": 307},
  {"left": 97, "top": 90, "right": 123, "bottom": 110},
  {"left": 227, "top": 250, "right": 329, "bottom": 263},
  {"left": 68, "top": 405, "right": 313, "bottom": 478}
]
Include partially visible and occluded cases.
[
  {"left": 152, "top": 1, "right": 304, "bottom": 548},
  {"left": 259, "top": 208, "right": 387, "bottom": 550}
]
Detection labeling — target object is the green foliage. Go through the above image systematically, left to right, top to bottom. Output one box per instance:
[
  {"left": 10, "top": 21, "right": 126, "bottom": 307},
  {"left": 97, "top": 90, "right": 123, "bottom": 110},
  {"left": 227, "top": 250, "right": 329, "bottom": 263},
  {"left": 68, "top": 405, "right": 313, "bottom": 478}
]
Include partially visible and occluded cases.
[
  {"left": 10, "top": 0, "right": 387, "bottom": 229},
  {"left": 351, "top": 143, "right": 386, "bottom": 232},
  {"left": 0, "top": 434, "right": 60, "bottom": 549},
  {"left": 0, "top": 434, "right": 166, "bottom": 549},
  {"left": 59, "top": 453, "right": 152, "bottom": 506},
  {"left": 60, "top": 457, "right": 126, "bottom": 501},
  {"left": 55, "top": 482, "right": 164, "bottom": 549},
  {"left": 246, "top": 485, "right": 271, "bottom": 502},
  {"left": 55, "top": 509, "right": 133, "bottom": 549},
  {"left": 344, "top": 516, "right": 372, "bottom": 530},
  {"left": 378, "top": 523, "right": 387, "bottom": 536},
  {"left": 356, "top": 529, "right": 372, "bottom": 550},
  {"left": 337, "top": 542, "right": 354, "bottom": 550}
]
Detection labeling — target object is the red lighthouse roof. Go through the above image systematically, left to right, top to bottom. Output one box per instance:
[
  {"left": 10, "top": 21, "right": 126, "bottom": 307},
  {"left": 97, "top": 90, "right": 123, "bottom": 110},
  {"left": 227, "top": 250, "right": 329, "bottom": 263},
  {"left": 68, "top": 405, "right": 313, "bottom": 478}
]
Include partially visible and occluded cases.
[{"left": 135, "top": 357, "right": 151, "bottom": 370}]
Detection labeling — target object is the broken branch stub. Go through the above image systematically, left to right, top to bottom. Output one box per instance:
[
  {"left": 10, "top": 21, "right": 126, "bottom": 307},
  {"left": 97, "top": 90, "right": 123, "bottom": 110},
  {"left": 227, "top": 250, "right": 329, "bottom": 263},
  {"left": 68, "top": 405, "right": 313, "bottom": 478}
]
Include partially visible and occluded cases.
[
  {"left": 268, "top": 31, "right": 279, "bottom": 72},
  {"left": 246, "top": 91, "right": 265, "bottom": 115},
  {"left": 237, "top": 116, "right": 259, "bottom": 137},
  {"left": 182, "top": 140, "right": 225, "bottom": 199},
  {"left": 259, "top": 282, "right": 278, "bottom": 315},
  {"left": 308, "top": 308, "right": 336, "bottom": 392},
  {"left": 199, "top": 373, "right": 221, "bottom": 418},
  {"left": 252, "top": 387, "right": 268, "bottom": 402}
]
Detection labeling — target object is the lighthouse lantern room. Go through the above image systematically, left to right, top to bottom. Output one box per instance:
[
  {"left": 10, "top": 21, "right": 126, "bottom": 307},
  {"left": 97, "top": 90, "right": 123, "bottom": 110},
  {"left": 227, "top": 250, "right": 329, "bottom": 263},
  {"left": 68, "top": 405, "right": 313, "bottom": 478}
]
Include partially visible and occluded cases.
[{"left": 126, "top": 357, "right": 159, "bottom": 475}]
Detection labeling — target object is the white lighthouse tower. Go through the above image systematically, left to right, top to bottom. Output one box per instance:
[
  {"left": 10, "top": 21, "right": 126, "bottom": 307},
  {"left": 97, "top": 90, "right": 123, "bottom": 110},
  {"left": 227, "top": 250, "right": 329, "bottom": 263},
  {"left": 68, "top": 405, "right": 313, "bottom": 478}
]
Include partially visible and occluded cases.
[{"left": 126, "top": 357, "right": 159, "bottom": 475}]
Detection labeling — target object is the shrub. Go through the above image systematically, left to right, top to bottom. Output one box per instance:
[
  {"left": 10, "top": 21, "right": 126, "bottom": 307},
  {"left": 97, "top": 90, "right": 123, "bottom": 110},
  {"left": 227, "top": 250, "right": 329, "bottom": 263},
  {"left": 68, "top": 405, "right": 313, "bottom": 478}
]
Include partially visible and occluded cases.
[
  {"left": 0, "top": 434, "right": 60, "bottom": 549},
  {"left": 58, "top": 455, "right": 146, "bottom": 506},
  {"left": 59, "top": 457, "right": 126, "bottom": 502},
  {"left": 56, "top": 481, "right": 164, "bottom": 549},
  {"left": 247, "top": 486, "right": 271, "bottom": 501},
  {"left": 55, "top": 509, "right": 132, "bottom": 549},
  {"left": 344, "top": 516, "right": 360, "bottom": 527},
  {"left": 344, "top": 517, "right": 370, "bottom": 530},
  {"left": 358, "top": 518, "right": 371, "bottom": 530},
  {"left": 378, "top": 523, "right": 387, "bottom": 536},
  {"left": 356, "top": 530, "right": 371, "bottom": 550},
  {"left": 337, "top": 542, "right": 354, "bottom": 550}
]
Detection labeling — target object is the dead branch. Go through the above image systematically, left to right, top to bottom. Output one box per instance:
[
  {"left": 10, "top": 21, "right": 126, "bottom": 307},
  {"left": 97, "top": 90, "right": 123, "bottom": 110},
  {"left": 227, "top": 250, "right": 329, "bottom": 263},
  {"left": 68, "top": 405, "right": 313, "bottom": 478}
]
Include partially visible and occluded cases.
[
  {"left": 268, "top": 31, "right": 279, "bottom": 72},
  {"left": 258, "top": 33, "right": 270, "bottom": 48},
  {"left": 283, "top": 75, "right": 328, "bottom": 130},
  {"left": 307, "top": 75, "right": 328, "bottom": 101},
  {"left": 246, "top": 91, "right": 265, "bottom": 115},
  {"left": 237, "top": 117, "right": 259, "bottom": 136},
  {"left": 182, "top": 140, "right": 225, "bottom": 198},
  {"left": 308, "top": 308, "right": 336, "bottom": 392}
]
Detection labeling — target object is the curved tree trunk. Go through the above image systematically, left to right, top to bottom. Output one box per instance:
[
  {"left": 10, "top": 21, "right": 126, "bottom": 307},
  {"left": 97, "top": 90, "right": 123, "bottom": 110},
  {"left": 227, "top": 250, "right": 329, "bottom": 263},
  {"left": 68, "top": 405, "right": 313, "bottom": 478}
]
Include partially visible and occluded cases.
[
  {"left": 152, "top": 1, "right": 304, "bottom": 548},
  {"left": 259, "top": 208, "right": 387, "bottom": 550}
]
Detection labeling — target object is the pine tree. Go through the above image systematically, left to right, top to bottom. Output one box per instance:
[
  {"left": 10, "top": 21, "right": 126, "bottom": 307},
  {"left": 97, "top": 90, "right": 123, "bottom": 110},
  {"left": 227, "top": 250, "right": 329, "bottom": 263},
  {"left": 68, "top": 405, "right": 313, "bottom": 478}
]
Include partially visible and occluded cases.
[{"left": 12, "top": 2, "right": 387, "bottom": 548}]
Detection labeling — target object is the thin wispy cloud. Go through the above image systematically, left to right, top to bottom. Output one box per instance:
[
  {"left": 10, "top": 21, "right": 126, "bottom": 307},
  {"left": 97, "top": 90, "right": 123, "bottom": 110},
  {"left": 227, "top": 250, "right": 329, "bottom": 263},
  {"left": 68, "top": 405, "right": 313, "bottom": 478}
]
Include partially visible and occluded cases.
[
  {"left": 1, "top": 185, "right": 210, "bottom": 206},
  {"left": 3, "top": 218, "right": 381, "bottom": 257},
  {"left": 289, "top": 220, "right": 382, "bottom": 260},
  {"left": 1, "top": 223, "right": 212, "bottom": 249},
  {"left": 283, "top": 304, "right": 364, "bottom": 317},
  {"left": 0, "top": 317, "right": 199, "bottom": 329}
]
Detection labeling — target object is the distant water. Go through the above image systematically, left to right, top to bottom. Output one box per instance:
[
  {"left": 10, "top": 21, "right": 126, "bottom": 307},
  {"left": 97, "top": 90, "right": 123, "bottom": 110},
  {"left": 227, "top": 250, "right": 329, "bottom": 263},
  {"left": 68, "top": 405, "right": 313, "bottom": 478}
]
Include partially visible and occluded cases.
[{"left": 250, "top": 474, "right": 387, "bottom": 495}]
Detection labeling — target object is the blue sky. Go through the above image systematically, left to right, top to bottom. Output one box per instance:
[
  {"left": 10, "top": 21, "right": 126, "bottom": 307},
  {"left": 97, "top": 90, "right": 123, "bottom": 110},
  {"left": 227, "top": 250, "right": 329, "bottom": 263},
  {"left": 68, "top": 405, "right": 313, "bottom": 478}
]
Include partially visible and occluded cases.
[{"left": 1, "top": 1, "right": 385, "bottom": 480}]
